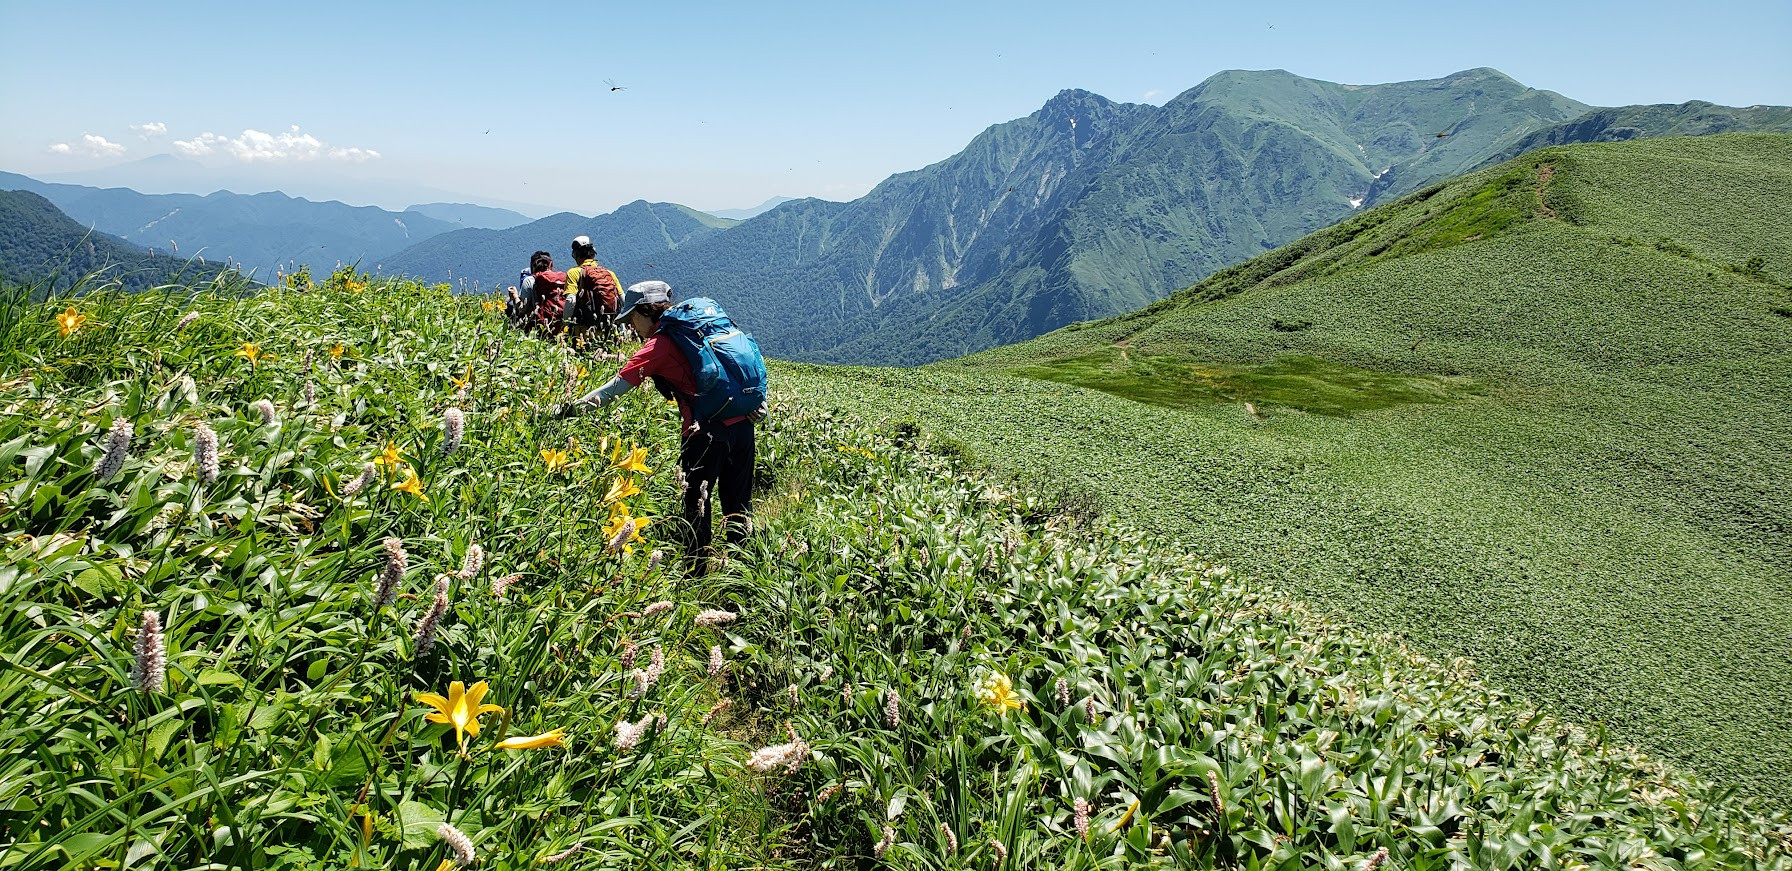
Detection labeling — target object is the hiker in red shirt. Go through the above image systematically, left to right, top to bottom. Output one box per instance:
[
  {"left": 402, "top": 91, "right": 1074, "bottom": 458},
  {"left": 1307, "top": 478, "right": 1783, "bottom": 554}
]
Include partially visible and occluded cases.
[{"left": 562, "top": 281, "right": 761, "bottom": 574}]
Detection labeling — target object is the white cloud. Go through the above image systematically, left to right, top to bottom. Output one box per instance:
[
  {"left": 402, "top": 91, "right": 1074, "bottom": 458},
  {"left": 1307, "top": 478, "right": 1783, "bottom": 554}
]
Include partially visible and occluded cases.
[
  {"left": 1142, "top": 89, "right": 1165, "bottom": 101},
  {"left": 130, "top": 121, "right": 168, "bottom": 139},
  {"left": 172, "top": 125, "right": 380, "bottom": 163},
  {"left": 47, "top": 133, "right": 126, "bottom": 158},
  {"left": 329, "top": 146, "right": 380, "bottom": 162}
]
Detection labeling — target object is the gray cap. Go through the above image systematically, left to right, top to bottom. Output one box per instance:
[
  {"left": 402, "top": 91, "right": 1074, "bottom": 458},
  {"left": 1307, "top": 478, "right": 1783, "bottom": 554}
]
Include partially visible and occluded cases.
[{"left": 614, "top": 280, "right": 673, "bottom": 324}]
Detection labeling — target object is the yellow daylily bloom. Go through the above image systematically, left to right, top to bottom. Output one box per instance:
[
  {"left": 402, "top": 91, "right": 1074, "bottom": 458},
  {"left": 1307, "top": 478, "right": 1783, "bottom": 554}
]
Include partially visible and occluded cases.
[
  {"left": 347, "top": 280, "right": 366, "bottom": 294},
  {"left": 481, "top": 298, "right": 501, "bottom": 313},
  {"left": 56, "top": 307, "right": 87, "bottom": 337},
  {"left": 234, "top": 342, "right": 270, "bottom": 366},
  {"left": 329, "top": 342, "right": 347, "bottom": 359},
  {"left": 450, "top": 365, "right": 474, "bottom": 391},
  {"left": 575, "top": 365, "right": 588, "bottom": 380},
  {"left": 374, "top": 442, "right": 403, "bottom": 468},
  {"left": 613, "top": 446, "right": 653, "bottom": 475},
  {"left": 540, "top": 448, "right": 574, "bottom": 473},
  {"left": 391, "top": 467, "right": 429, "bottom": 502},
  {"left": 602, "top": 477, "right": 642, "bottom": 504},
  {"left": 602, "top": 505, "right": 650, "bottom": 554},
  {"left": 975, "top": 671, "right": 1025, "bottom": 715},
  {"left": 416, "top": 680, "right": 503, "bottom": 750},
  {"left": 496, "top": 728, "right": 567, "bottom": 751}
]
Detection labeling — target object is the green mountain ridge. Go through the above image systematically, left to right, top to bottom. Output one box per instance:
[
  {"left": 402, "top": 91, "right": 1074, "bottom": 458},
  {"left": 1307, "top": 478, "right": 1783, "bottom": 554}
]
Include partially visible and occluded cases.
[
  {"left": 369, "top": 67, "right": 1613, "bottom": 362},
  {"left": 812, "top": 68, "right": 1595, "bottom": 364},
  {"left": 1485, "top": 100, "right": 1792, "bottom": 165},
  {"left": 788, "top": 133, "right": 1792, "bottom": 798},
  {"left": 0, "top": 189, "right": 240, "bottom": 293}
]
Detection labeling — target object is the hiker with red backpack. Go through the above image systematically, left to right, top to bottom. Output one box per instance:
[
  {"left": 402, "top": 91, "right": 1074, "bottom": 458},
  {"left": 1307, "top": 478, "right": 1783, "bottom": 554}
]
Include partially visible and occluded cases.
[
  {"left": 565, "top": 235, "right": 622, "bottom": 348},
  {"left": 518, "top": 250, "right": 568, "bottom": 335},
  {"left": 560, "top": 281, "right": 768, "bottom": 575}
]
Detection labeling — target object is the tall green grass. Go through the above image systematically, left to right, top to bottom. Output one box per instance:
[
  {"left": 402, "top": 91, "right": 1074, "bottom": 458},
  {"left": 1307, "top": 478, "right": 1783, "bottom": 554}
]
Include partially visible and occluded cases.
[{"left": 0, "top": 272, "right": 782, "bottom": 868}]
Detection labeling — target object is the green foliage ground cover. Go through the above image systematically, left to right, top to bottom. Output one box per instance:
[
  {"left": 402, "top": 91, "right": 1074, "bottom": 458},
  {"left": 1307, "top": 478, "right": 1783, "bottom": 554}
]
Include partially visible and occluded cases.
[
  {"left": 782, "top": 135, "right": 1792, "bottom": 803},
  {"left": 4, "top": 271, "right": 1788, "bottom": 868}
]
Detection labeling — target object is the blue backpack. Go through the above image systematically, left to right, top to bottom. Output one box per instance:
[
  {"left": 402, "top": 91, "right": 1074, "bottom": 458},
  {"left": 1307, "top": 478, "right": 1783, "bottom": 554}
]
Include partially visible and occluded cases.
[{"left": 656, "top": 297, "right": 768, "bottom": 422}]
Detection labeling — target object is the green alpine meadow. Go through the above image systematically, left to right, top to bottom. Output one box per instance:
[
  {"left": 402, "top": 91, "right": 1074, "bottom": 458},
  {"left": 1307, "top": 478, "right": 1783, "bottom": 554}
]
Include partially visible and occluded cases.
[
  {"left": 3, "top": 132, "right": 1792, "bottom": 869},
  {"left": 789, "top": 132, "right": 1792, "bottom": 796}
]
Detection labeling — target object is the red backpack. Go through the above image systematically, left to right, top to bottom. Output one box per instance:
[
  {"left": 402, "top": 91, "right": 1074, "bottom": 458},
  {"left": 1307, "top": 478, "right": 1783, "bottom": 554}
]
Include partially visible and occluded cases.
[
  {"left": 572, "top": 261, "right": 620, "bottom": 325},
  {"left": 532, "top": 270, "right": 568, "bottom": 325}
]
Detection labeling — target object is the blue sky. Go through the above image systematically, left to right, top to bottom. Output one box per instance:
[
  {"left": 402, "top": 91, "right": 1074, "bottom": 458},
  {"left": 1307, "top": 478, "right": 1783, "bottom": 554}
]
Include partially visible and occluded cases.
[{"left": 2, "top": 0, "right": 1788, "bottom": 215}]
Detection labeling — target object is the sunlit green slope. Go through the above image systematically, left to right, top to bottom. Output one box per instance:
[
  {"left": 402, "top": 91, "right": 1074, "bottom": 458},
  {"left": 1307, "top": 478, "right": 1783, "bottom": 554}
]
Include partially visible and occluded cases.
[{"left": 784, "top": 133, "right": 1792, "bottom": 799}]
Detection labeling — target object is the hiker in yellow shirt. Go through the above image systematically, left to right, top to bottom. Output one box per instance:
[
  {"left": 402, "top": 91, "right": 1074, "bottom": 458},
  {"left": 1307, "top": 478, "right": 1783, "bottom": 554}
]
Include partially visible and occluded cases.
[{"left": 565, "top": 235, "right": 622, "bottom": 348}]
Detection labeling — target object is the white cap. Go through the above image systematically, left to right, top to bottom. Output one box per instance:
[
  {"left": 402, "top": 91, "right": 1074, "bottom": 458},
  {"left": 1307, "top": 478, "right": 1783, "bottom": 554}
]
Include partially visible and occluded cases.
[
  {"left": 572, "top": 235, "right": 592, "bottom": 248},
  {"left": 614, "top": 281, "right": 673, "bottom": 324}
]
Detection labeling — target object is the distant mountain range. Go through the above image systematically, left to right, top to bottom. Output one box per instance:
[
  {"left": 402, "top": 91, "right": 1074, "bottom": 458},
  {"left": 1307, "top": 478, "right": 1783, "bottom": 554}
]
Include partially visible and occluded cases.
[
  {"left": 6, "top": 68, "right": 1787, "bottom": 363},
  {"left": 370, "top": 68, "right": 1787, "bottom": 365},
  {"left": 37, "top": 153, "right": 555, "bottom": 217},
  {"left": 0, "top": 171, "right": 461, "bottom": 279},
  {"left": 0, "top": 190, "right": 238, "bottom": 293},
  {"left": 704, "top": 197, "right": 797, "bottom": 221},
  {"left": 379, "top": 202, "right": 736, "bottom": 290},
  {"left": 404, "top": 202, "right": 534, "bottom": 231}
]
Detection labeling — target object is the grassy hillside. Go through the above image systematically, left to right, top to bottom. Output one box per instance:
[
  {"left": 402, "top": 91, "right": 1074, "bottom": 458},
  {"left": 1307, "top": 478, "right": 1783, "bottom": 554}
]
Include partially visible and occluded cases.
[
  {"left": 784, "top": 134, "right": 1792, "bottom": 801},
  {"left": 4, "top": 274, "right": 1787, "bottom": 868}
]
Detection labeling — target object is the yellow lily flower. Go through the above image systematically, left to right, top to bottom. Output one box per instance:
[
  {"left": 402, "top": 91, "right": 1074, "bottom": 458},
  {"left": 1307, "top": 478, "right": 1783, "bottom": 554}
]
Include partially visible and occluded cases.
[
  {"left": 481, "top": 298, "right": 501, "bottom": 313},
  {"left": 56, "top": 307, "right": 87, "bottom": 337},
  {"left": 234, "top": 342, "right": 270, "bottom": 366},
  {"left": 329, "top": 342, "right": 347, "bottom": 359},
  {"left": 450, "top": 365, "right": 473, "bottom": 391},
  {"left": 575, "top": 365, "right": 588, "bottom": 380},
  {"left": 374, "top": 442, "right": 403, "bottom": 468},
  {"left": 613, "top": 446, "right": 653, "bottom": 475},
  {"left": 540, "top": 448, "right": 574, "bottom": 473},
  {"left": 391, "top": 467, "right": 428, "bottom": 502},
  {"left": 602, "top": 477, "right": 641, "bottom": 504},
  {"left": 602, "top": 505, "right": 650, "bottom": 554},
  {"left": 975, "top": 671, "right": 1025, "bottom": 715},
  {"left": 416, "top": 680, "right": 503, "bottom": 750},
  {"left": 496, "top": 728, "right": 567, "bottom": 751}
]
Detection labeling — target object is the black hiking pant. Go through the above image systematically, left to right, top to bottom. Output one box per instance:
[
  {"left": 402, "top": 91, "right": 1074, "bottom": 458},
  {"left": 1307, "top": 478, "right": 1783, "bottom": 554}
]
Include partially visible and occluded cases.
[{"left": 679, "top": 418, "right": 756, "bottom": 575}]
